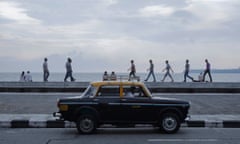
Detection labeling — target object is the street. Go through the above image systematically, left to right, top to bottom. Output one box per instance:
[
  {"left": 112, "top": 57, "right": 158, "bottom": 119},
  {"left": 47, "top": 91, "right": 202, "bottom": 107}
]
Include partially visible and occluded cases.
[
  {"left": 1, "top": 92, "right": 240, "bottom": 144},
  {"left": 0, "top": 93, "right": 240, "bottom": 114},
  {"left": 1, "top": 128, "right": 240, "bottom": 144}
]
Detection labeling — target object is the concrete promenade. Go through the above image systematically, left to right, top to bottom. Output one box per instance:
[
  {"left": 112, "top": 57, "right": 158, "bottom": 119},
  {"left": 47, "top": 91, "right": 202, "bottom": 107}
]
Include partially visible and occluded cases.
[{"left": 1, "top": 82, "right": 240, "bottom": 93}]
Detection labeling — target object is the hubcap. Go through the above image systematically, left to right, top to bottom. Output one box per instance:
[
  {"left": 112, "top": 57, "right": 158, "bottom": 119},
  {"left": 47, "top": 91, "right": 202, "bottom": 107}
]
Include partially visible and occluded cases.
[
  {"left": 163, "top": 117, "right": 177, "bottom": 131},
  {"left": 80, "top": 118, "right": 93, "bottom": 132}
]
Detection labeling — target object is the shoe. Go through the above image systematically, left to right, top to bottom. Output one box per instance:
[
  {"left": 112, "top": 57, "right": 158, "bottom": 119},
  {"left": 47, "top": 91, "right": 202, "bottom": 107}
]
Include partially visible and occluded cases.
[{"left": 71, "top": 78, "right": 76, "bottom": 82}]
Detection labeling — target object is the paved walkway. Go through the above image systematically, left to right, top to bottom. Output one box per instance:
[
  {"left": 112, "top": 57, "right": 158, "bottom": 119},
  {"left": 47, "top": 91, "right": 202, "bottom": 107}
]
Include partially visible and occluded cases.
[{"left": 1, "top": 114, "right": 240, "bottom": 128}]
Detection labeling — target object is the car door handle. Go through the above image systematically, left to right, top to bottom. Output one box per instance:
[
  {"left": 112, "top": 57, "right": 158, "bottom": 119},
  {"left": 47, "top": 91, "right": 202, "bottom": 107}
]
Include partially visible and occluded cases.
[
  {"left": 93, "top": 99, "right": 99, "bottom": 102},
  {"left": 121, "top": 99, "right": 127, "bottom": 102},
  {"left": 132, "top": 105, "right": 141, "bottom": 108}
]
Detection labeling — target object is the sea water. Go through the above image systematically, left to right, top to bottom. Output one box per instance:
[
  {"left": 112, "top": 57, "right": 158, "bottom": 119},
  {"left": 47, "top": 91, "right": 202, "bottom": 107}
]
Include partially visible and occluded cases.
[{"left": 0, "top": 72, "right": 240, "bottom": 82}]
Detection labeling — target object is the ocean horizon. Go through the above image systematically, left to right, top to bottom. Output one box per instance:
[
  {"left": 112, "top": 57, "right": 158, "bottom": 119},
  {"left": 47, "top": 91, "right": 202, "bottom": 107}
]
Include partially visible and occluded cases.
[{"left": 0, "top": 72, "right": 240, "bottom": 82}]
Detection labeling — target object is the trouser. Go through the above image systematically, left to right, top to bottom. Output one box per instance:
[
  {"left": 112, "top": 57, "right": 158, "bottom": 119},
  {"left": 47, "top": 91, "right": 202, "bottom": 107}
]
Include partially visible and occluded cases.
[
  {"left": 203, "top": 70, "right": 212, "bottom": 82},
  {"left": 43, "top": 71, "right": 49, "bottom": 82},
  {"left": 64, "top": 71, "right": 75, "bottom": 82},
  {"left": 129, "top": 71, "right": 136, "bottom": 80},
  {"left": 145, "top": 71, "right": 156, "bottom": 82},
  {"left": 162, "top": 71, "right": 174, "bottom": 82},
  {"left": 184, "top": 71, "right": 193, "bottom": 82}
]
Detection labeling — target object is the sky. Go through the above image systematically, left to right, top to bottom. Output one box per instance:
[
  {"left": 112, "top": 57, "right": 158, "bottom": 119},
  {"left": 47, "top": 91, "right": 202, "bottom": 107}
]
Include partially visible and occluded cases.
[{"left": 0, "top": 0, "right": 240, "bottom": 73}]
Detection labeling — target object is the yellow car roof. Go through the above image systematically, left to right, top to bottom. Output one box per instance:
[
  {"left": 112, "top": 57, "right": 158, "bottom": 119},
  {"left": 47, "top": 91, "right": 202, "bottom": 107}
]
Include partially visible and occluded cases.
[{"left": 90, "top": 81, "right": 152, "bottom": 97}]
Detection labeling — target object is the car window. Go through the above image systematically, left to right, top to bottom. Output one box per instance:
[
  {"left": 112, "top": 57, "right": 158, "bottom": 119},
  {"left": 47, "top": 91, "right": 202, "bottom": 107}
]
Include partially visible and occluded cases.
[
  {"left": 97, "top": 85, "right": 120, "bottom": 97},
  {"left": 83, "top": 86, "right": 97, "bottom": 98},
  {"left": 123, "top": 86, "right": 147, "bottom": 98}
]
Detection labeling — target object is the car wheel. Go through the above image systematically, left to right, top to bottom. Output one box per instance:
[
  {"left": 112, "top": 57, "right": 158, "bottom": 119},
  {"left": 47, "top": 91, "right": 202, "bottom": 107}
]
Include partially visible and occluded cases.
[
  {"left": 159, "top": 113, "right": 180, "bottom": 134},
  {"left": 76, "top": 114, "right": 96, "bottom": 134}
]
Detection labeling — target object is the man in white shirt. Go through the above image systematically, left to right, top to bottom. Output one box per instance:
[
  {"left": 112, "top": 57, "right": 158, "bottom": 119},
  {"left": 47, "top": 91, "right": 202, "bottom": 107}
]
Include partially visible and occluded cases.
[{"left": 25, "top": 71, "right": 32, "bottom": 82}]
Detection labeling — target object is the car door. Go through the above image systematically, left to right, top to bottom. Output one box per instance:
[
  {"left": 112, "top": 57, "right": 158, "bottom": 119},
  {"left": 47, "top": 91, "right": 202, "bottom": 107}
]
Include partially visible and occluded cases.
[
  {"left": 94, "top": 85, "right": 122, "bottom": 122},
  {"left": 120, "top": 86, "right": 156, "bottom": 123}
]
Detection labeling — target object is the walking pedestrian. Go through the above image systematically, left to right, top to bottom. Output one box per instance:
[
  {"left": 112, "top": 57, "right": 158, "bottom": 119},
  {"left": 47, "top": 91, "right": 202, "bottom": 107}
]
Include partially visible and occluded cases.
[
  {"left": 64, "top": 57, "right": 76, "bottom": 82},
  {"left": 43, "top": 58, "right": 50, "bottom": 82},
  {"left": 144, "top": 59, "right": 156, "bottom": 82},
  {"left": 184, "top": 59, "right": 194, "bottom": 82},
  {"left": 203, "top": 59, "right": 213, "bottom": 82},
  {"left": 128, "top": 60, "right": 136, "bottom": 81},
  {"left": 161, "top": 60, "right": 174, "bottom": 82}
]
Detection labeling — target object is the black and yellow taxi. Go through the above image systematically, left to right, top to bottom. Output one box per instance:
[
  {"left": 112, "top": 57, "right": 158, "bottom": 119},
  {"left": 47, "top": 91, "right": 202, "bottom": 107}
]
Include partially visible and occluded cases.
[{"left": 54, "top": 81, "right": 190, "bottom": 134}]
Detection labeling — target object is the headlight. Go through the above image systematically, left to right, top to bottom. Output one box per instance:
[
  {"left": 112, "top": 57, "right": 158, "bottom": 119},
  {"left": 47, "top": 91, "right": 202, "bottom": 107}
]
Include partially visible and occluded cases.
[{"left": 59, "top": 104, "right": 68, "bottom": 111}]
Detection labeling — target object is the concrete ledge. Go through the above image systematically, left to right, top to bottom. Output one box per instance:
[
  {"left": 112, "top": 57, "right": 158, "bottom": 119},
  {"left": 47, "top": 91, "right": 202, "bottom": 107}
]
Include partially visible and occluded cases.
[
  {"left": 0, "top": 82, "right": 89, "bottom": 93},
  {"left": 1, "top": 82, "right": 240, "bottom": 93},
  {"left": 1, "top": 114, "right": 240, "bottom": 129},
  {"left": 186, "top": 120, "right": 205, "bottom": 127},
  {"left": 223, "top": 121, "right": 240, "bottom": 128}
]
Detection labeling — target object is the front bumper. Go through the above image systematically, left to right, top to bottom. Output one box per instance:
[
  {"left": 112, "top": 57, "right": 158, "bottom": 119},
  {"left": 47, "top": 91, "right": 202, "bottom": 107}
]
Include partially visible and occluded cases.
[
  {"left": 53, "top": 112, "right": 64, "bottom": 120},
  {"left": 185, "top": 115, "right": 191, "bottom": 122}
]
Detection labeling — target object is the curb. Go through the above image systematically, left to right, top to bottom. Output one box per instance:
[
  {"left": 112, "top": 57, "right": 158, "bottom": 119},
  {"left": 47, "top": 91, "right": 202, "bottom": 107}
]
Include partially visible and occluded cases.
[
  {"left": 0, "top": 120, "right": 76, "bottom": 128},
  {"left": 1, "top": 120, "right": 240, "bottom": 128},
  {"left": 185, "top": 120, "right": 240, "bottom": 128}
]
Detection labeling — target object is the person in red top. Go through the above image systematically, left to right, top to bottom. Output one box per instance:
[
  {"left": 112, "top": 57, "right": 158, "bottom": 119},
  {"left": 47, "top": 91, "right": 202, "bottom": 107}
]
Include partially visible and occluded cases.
[{"left": 128, "top": 60, "right": 136, "bottom": 80}]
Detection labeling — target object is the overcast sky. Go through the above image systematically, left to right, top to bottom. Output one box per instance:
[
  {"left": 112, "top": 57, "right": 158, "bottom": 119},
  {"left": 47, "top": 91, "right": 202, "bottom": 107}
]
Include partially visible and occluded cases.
[{"left": 0, "top": 0, "right": 240, "bottom": 73}]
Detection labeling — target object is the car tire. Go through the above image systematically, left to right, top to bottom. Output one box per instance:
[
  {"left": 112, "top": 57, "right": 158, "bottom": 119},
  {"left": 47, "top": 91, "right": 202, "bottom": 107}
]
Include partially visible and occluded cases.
[
  {"left": 159, "top": 113, "right": 180, "bottom": 134},
  {"left": 76, "top": 114, "right": 97, "bottom": 134}
]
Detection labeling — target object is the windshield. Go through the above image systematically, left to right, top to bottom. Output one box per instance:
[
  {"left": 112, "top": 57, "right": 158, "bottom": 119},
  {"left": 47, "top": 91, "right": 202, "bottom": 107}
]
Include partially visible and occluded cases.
[
  {"left": 142, "top": 83, "right": 152, "bottom": 98},
  {"left": 81, "top": 85, "right": 97, "bottom": 98}
]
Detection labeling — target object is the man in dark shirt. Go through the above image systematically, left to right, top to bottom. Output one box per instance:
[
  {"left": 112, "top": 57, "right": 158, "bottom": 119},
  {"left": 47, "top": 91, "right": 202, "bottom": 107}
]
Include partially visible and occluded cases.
[
  {"left": 64, "top": 57, "right": 76, "bottom": 82},
  {"left": 145, "top": 59, "right": 156, "bottom": 82},
  {"left": 184, "top": 59, "right": 194, "bottom": 82},
  {"left": 203, "top": 59, "right": 213, "bottom": 82}
]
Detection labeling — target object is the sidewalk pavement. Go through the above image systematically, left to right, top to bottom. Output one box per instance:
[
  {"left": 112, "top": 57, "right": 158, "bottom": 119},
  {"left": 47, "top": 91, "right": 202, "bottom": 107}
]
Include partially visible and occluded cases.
[{"left": 0, "top": 114, "right": 240, "bottom": 128}]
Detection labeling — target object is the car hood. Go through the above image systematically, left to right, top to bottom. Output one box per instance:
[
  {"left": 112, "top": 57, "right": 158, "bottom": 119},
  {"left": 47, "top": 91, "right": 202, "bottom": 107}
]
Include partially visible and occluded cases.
[
  {"left": 58, "top": 95, "right": 84, "bottom": 103},
  {"left": 151, "top": 96, "right": 190, "bottom": 105}
]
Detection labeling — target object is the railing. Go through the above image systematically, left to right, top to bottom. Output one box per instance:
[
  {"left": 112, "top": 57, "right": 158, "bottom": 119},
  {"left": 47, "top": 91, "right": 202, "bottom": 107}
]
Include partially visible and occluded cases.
[{"left": 1, "top": 82, "right": 240, "bottom": 93}]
